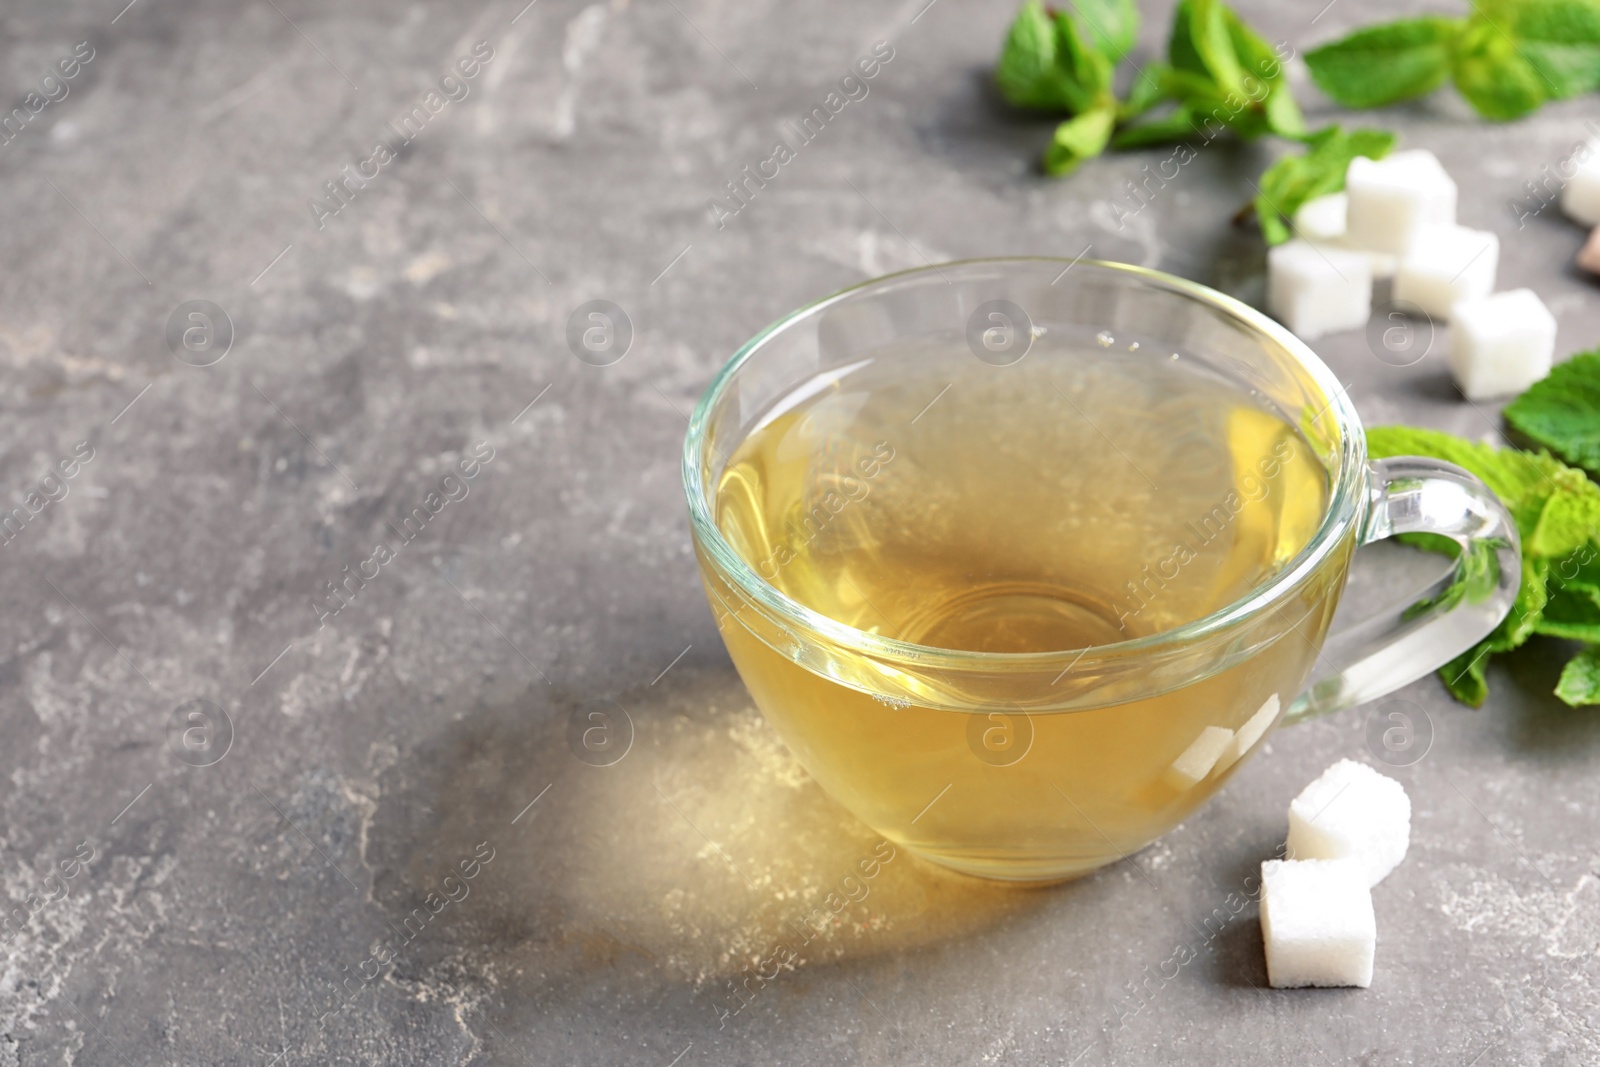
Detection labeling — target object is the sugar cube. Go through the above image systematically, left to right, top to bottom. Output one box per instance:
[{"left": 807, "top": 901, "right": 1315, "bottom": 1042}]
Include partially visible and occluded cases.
[
  {"left": 1561, "top": 143, "right": 1600, "bottom": 226},
  {"left": 1345, "top": 150, "right": 1457, "bottom": 255},
  {"left": 1294, "top": 193, "right": 1347, "bottom": 243},
  {"left": 1393, "top": 225, "right": 1498, "bottom": 320},
  {"left": 1267, "top": 240, "right": 1373, "bottom": 341},
  {"left": 1448, "top": 288, "right": 1557, "bottom": 400},
  {"left": 1212, "top": 693, "right": 1280, "bottom": 776},
  {"left": 1164, "top": 725, "right": 1234, "bottom": 790},
  {"left": 1286, "top": 759, "right": 1411, "bottom": 886},
  {"left": 1260, "top": 859, "right": 1376, "bottom": 988}
]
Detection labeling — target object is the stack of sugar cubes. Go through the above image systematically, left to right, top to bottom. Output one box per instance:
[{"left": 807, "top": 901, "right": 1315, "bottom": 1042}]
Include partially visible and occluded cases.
[
  {"left": 1267, "top": 148, "right": 1558, "bottom": 401},
  {"left": 1259, "top": 759, "right": 1411, "bottom": 989}
]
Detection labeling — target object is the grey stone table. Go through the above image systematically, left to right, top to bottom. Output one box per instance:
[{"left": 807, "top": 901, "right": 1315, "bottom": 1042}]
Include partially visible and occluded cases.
[{"left": 2, "top": 0, "right": 1597, "bottom": 1063}]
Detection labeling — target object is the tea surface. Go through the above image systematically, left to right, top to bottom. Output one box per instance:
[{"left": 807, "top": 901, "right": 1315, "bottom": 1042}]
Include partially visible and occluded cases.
[{"left": 716, "top": 339, "right": 1328, "bottom": 651}]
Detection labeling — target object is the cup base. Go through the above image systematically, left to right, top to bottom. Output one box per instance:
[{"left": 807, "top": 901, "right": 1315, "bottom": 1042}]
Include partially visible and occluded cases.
[
  {"left": 898, "top": 580, "right": 1132, "bottom": 654},
  {"left": 902, "top": 842, "right": 1125, "bottom": 887}
]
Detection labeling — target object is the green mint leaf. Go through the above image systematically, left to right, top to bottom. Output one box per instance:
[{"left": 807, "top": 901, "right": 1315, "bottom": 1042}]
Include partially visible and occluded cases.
[
  {"left": 996, "top": 0, "right": 1088, "bottom": 111},
  {"left": 1069, "top": 0, "right": 1141, "bottom": 61},
  {"left": 1170, "top": 0, "right": 1246, "bottom": 97},
  {"left": 1508, "top": 0, "right": 1600, "bottom": 100},
  {"left": 1165, "top": 2, "right": 1299, "bottom": 141},
  {"left": 1054, "top": 6, "right": 1117, "bottom": 101},
  {"left": 1223, "top": 8, "right": 1302, "bottom": 136},
  {"left": 1305, "top": 17, "right": 1462, "bottom": 109},
  {"left": 1451, "top": 17, "right": 1549, "bottom": 120},
  {"left": 1161, "top": 78, "right": 1273, "bottom": 140},
  {"left": 1261, "top": 86, "right": 1306, "bottom": 139},
  {"left": 1043, "top": 104, "right": 1117, "bottom": 175},
  {"left": 1254, "top": 125, "right": 1396, "bottom": 245},
  {"left": 1257, "top": 200, "right": 1292, "bottom": 245},
  {"left": 1504, "top": 348, "right": 1600, "bottom": 478},
  {"left": 1525, "top": 467, "right": 1600, "bottom": 558},
  {"left": 1550, "top": 542, "right": 1600, "bottom": 599},
  {"left": 1443, "top": 555, "right": 1552, "bottom": 706},
  {"left": 1498, "top": 557, "right": 1553, "bottom": 652},
  {"left": 1533, "top": 582, "right": 1600, "bottom": 640},
  {"left": 1555, "top": 646, "right": 1600, "bottom": 705},
  {"left": 1442, "top": 650, "right": 1491, "bottom": 705}
]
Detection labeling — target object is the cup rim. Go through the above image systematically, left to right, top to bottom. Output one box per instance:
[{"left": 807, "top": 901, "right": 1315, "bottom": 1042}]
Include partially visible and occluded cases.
[{"left": 682, "top": 257, "right": 1366, "bottom": 670}]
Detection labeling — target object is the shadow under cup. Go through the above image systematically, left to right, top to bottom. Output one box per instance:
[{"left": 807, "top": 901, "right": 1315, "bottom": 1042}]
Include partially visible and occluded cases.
[{"left": 682, "top": 259, "right": 1519, "bottom": 884}]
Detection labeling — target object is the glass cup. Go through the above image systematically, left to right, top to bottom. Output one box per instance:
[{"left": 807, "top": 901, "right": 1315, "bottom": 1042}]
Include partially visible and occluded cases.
[{"left": 682, "top": 258, "right": 1519, "bottom": 884}]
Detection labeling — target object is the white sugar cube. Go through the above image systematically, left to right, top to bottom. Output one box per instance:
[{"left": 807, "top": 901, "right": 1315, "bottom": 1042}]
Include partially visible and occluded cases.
[
  {"left": 1561, "top": 143, "right": 1600, "bottom": 225},
  {"left": 1345, "top": 150, "right": 1457, "bottom": 255},
  {"left": 1294, "top": 193, "right": 1347, "bottom": 242},
  {"left": 1394, "top": 225, "right": 1498, "bottom": 320},
  {"left": 1267, "top": 240, "right": 1373, "bottom": 341},
  {"left": 1448, "top": 288, "right": 1557, "bottom": 400},
  {"left": 1213, "top": 693, "right": 1280, "bottom": 776},
  {"left": 1164, "top": 725, "right": 1234, "bottom": 790},
  {"left": 1287, "top": 758, "right": 1411, "bottom": 886},
  {"left": 1260, "top": 859, "right": 1376, "bottom": 988}
]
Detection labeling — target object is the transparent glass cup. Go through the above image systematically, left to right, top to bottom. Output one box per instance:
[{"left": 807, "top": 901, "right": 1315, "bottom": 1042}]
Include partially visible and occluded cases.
[{"left": 682, "top": 259, "right": 1519, "bottom": 884}]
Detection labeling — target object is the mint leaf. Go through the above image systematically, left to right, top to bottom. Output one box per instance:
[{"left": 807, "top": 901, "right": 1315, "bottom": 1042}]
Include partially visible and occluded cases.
[
  {"left": 996, "top": 0, "right": 1091, "bottom": 111},
  {"left": 1070, "top": 0, "right": 1140, "bottom": 61},
  {"left": 1164, "top": 0, "right": 1298, "bottom": 140},
  {"left": 1170, "top": 0, "right": 1247, "bottom": 97},
  {"left": 1298, "top": 0, "right": 1600, "bottom": 121},
  {"left": 1508, "top": 0, "right": 1600, "bottom": 99},
  {"left": 1054, "top": 5, "right": 1117, "bottom": 101},
  {"left": 1224, "top": 8, "right": 1303, "bottom": 136},
  {"left": 1305, "top": 17, "right": 1462, "bottom": 108},
  {"left": 1451, "top": 17, "right": 1548, "bottom": 120},
  {"left": 1261, "top": 85, "right": 1306, "bottom": 139},
  {"left": 1044, "top": 104, "right": 1117, "bottom": 175},
  {"left": 1254, "top": 126, "right": 1396, "bottom": 245},
  {"left": 1258, "top": 205, "right": 1291, "bottom": 246},
  {"left": 1505, "top": 349, "right": 1600, "bottom": 478},
  {"left": 1525, "top": 467, "right": 1600, "bottom": 558},
  {"left": 1550, "top": 542, "right": 1600, "bottom": 598},
  {"left": 1437, "top": 556, "right": 1550, "bottom": 707},
  {"left": 1534, "top": 582, "right": 1600, "bottom": 640},
  {"left": 1442, "top": 644, "right": 1491, "bottom": 705},
  {"left": 1555, "top": 646, "right": 1600, "bottom": 705}
]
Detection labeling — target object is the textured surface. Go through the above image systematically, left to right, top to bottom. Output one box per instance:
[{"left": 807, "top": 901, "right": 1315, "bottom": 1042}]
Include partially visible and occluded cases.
[{"left": 2, "top": 0, "right": 1598, "bottom": 1064}]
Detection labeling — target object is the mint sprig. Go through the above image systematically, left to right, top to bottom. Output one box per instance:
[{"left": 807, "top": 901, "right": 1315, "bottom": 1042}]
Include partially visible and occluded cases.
[
  {"left": 995, "top": 0, "right": 1304, "bottom": 175},
  {"left": 1306, "top": 0, "right": 1600, "bottom": 122},
  {"left": 1302, "top": 17, "right": 1461, "bottom": 109},
  {"left": 1253, "top": 125, "right": 1396, "bottom": 245},
  {"left": 1366, "top": 425, "right": 1600, "bottom": 707}
]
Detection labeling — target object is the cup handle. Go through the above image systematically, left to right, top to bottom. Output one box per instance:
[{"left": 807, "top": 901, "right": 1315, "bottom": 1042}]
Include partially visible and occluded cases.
[{"left": 1283, "top": 456, "right": 1522, "bottom": 725}]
